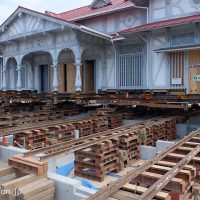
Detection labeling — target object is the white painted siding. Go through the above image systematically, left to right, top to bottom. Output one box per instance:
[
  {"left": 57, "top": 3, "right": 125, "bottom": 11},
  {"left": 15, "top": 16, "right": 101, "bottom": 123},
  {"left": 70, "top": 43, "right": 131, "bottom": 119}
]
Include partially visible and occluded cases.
[
  {"left": 150, "top": 0, "right": 200, "bottom": 22},
  {"left": 81, "top": 9, "right": 147, "bottom": 34}
]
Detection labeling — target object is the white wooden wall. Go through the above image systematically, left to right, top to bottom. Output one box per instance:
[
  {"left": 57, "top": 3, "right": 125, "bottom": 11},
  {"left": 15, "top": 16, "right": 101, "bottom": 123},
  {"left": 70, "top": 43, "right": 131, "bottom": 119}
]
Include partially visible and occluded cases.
[
  {"left": 149, "top": 0, "right": 200, "bottom": 22},
  {"left": 81, "top": 9, "right": 146, "bottom": 35}
]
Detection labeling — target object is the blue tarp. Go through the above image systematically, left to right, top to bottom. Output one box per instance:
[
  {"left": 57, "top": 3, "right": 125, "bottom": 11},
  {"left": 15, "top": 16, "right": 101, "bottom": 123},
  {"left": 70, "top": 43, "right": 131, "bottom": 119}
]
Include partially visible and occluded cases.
[
  {"left": 56, "top": 162, "right": 74, "bottom": 176},
  {"left": 106, "top": 172, "right": 122, "bottom": 179},
  {"left": 81, "top": 180, "right": 98, "bottom": 191}
]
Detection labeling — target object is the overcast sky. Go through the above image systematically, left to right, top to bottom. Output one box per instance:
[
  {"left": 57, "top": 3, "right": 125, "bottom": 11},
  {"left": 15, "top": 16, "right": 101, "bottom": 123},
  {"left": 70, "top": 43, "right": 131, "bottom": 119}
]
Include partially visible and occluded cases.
[{"left": 0, "top": 0, "right": 93, "bottom": 24}]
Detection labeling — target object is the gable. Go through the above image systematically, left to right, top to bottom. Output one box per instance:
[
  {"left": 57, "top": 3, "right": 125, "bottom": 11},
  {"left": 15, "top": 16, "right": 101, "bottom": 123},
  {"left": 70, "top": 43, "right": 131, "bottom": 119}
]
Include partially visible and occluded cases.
[
  {"left": 0, "top": 7, "right": 80, "bottom": 43},
  {"left": 0, "top": 13, "right": 61, "bottom": 41}
]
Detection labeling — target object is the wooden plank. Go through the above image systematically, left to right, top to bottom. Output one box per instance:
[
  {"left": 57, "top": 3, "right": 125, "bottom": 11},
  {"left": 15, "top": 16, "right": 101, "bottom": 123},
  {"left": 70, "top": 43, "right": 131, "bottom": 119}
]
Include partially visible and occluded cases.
[
  {"left": 188, "top": 50, "right": 200, "bottom": 94},
  {"left": 67, "top": 63, "right": 76, "bottom": 93},
  {"left": 167, "top": 153, "right": 200, "bottom": 162},
  {"left": 157, "top": 161, "right": 194, "bottom": 170},
  {"left": 150, "top": 165, "right": 190, "bottom": 175},
  {"left": 0, "top": 167, "right": 15, "bottom": 177},
  {"left": 140, "top": 172, "right": 184, "bottom": 184},
  {"left": 19, "top": 178, "right": 54, "bottom": 199},
  {"left": 122, "top": 183, "right": 171, "bottom": 200},
  {"left": 26, "top": 188, "right": 55, "bottom": 200},
  {"left": 111, "top": 189, "right": 139, "bottom": 200}
]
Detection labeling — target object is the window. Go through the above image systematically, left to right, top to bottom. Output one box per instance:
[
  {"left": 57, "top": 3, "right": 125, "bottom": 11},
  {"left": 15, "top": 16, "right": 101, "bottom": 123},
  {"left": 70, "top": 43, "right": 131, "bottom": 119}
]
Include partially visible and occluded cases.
[
  {"left": 171, "top": 32, "right": 195, "bottom": 46},
  {"left": 117, "top": 45, "right": 143, "bottom": 89}
]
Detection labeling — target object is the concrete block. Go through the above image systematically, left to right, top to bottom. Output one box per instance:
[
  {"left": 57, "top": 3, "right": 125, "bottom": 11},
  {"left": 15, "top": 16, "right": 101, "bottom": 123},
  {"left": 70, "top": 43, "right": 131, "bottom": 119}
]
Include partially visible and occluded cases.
[
  {"left": 176, "top": 124, "right": 188, "bottom": 139},
  {"left": 156, "top": 140, "right": 175, "bottom": 152},
  {"left": 140, "top": 145, "right": 156, "bottom": 160},
  {"left": 0, "top": 146, "right": 28, "bottom": 161},
  {"left": 48, "top": 153, "right": 75, "bottom": 172},
  {"left": 48, "top": 172, "right": 95, "bottom": 200},
  {"left": 76, "top": 186, "right": 96, "bottom": 196}
]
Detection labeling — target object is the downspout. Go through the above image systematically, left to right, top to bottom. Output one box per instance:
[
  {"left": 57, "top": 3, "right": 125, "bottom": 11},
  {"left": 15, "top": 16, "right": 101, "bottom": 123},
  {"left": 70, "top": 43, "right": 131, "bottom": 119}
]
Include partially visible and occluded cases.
[
  {"left": 132, "top": 3, "right": 149, "bottom": 24},
  {"left": 132, "top": 3, "right": 149, "bottom": 89},
  {"left": 111, "top": 39, "right": 117, "bottom": 89}
]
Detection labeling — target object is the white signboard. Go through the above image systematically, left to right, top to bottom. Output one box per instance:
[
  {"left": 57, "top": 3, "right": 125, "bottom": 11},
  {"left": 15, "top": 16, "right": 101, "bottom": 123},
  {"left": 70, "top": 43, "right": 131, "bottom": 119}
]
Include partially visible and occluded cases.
[
  {"left": 193, "top": 75, "right": 200, "bottom": 82},
  {"left": 172, "top": 78, "right": 182, "bottom": 85}
]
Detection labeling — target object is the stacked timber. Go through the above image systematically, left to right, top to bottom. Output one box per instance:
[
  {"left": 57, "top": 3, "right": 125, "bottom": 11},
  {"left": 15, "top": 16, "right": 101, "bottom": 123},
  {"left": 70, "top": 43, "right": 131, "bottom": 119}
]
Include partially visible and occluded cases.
[
  {"left": 63, "top": 108, "right": 79, "bottom": 116},
  {"left": 96, "top": 108, "right": 115, "bottom": 116},
  {"left": 49, "top": 110, "right": 64, "bottom": 120},
  {"left": 35, "top": 111, "right": 49, "bottom": 123},
  {"left": 120, "top": 112, "right": 135, "bottom": 120},
  {"left": 108, "top": 114, "right": 122, "bottom": 129},
  {"left": 0, "top": 116, "right": 12, "bottom": 128},
  {"left": 93, "top": 117, "right": 108, "bottom": 133},
  {"left": 165, "top": 118, "right": 176, "bottom": 140},
  {"left": 73, "top": 119, "right": 94, "bottom": 137},
  {"left": 152, "top": 121, "right": 166, "bottom": 145},
  {"left": 48, "top": 124, "right": 75, "bottom": 144},
  {"left": 139, "top": 127, "right": 154, "bottom": 146},
  {"left": 14, "top": 129, "right": 49, "bottom": 150},
  {"left": 119, "top": 132, "right": 139, "bottom": 165},
  {"left": 74, "top": 138, "right": 120, "bottom": 182},
  {"left": 119, "top": 150, "right": 129, "bottom": 171},
  {"left": 8, "top": 155, "right": 48, "bottom": 175},
  {"left": 17, "top": 178, "right": 55, "bottom": 200}
]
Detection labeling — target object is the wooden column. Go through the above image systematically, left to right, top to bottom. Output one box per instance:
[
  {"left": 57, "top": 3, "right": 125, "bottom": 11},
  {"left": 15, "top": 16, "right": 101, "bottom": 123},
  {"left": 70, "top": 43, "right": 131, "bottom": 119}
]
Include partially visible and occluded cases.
[
  {"left": 74, "top": 58, "right": 82, "bottom": 92},
  {"left": 53, "top": 61, "right": 59, "bottom": 92},
  {"left": 2, "top": 64, "right": 7, "bottom": 91},
  {"left": 16, "top": 65, "right": 22, "bottom": 91}
]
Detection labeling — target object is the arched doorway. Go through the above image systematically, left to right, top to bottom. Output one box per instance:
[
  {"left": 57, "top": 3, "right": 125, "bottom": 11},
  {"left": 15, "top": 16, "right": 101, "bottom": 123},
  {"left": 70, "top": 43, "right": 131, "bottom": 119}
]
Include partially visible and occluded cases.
[
  {"left": 58, "top": 49, "right": 75, "bottom": 93},
  {"left": 81, "top": 49, "right": 96, "bottom": 93},
  {"left": 22, "top": 51, "right": 53, "bottom": 93},
  {"left": 6, "top": 57, "right": 17, "bottom": 90}
]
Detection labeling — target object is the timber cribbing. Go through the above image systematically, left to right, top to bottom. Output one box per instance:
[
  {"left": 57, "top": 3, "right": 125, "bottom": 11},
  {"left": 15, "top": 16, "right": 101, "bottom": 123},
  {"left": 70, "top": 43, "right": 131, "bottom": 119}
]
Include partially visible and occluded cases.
[
  {"left": 23, "top": 116, "right": 176, "bottom": 160},
  {"left": 88, "top": 128, "right": 200, "bottom": 200}
]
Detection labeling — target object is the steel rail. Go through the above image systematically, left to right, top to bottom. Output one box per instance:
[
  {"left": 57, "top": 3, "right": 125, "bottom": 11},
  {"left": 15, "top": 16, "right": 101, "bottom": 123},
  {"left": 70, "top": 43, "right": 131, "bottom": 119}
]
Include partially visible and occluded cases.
[
  {"left": 2, "top": 116, "right": 101, "bottom": 135},
  {"left": 23, "top": 117, "right": 158, "bottom": 157},
  {"left": 24, "top": 117, "right": 172, "bottom": 159},
  {"left": 87, "top": 128, "right": 200, "bottom": 200},
  {"left": 138, "top": 142, "right": 200, "bottom": 200}
]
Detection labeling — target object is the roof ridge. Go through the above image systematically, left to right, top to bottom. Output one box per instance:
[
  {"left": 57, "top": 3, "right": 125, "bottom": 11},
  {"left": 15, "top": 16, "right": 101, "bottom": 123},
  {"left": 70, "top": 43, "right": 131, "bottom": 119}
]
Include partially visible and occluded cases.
[{"left": 58, "top": 5, "right": 90, "bottom": 15}]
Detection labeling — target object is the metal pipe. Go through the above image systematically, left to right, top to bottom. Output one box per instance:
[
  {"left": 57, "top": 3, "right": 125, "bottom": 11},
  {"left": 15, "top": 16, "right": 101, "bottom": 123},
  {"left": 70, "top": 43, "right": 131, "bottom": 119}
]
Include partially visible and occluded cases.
[{"left": 132, "top": 3, "right": 149, "bottom": 24}]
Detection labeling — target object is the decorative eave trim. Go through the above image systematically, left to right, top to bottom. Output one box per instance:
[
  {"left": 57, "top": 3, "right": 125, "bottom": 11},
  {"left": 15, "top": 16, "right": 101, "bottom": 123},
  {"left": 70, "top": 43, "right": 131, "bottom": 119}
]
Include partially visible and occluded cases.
[{"left": 0, "top": 6, "right": 80, "bottom": 33}]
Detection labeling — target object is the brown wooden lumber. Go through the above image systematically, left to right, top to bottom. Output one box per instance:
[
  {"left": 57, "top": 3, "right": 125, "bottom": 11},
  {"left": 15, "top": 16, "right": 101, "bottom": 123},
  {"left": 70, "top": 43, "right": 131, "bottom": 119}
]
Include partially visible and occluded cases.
[
  {"left": 88, "top": 128, "right": 200, "bottom": 200},
  {"left": 157, "top": 161, "right": 196, "bottom": 177},
  {"left": 149, "top": 165, "right": 191, "bottom": 182},
  {"left": 0, "top": 167, "right": 15, "bottom": 177},
  {"left": 1, "top": 174, "right": 44, "bottom": 200},
  {"left": 18, "top": 178, "right": 54, "bottom": 199},
  {"left": 121, "top": 183, "right": 171, "bottom": 200},
  {"left": 24, "top": 188, "right": 55, "bottom": 200},
  {"left": 110, "top": 189, "right": 140, "bottom": 200}
]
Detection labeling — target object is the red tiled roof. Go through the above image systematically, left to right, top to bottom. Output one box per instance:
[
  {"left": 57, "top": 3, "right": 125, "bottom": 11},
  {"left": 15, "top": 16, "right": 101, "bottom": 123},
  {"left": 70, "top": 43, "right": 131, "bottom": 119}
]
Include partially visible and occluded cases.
[
  {"left": 45, "top": 0, "right": 134, "bottom": 22},
  {"left": 118, "top": 13, "right": 200, "bottom": 35}
]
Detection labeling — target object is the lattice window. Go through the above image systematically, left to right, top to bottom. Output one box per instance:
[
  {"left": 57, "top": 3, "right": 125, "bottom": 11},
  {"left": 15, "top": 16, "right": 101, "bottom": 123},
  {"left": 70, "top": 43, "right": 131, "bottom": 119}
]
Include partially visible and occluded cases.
[
  {"left": 171, "top": 32, "right": 195, "bottom": 46},
  {"left": 117, "top": 45, "right": 143, "bottom": 89}
]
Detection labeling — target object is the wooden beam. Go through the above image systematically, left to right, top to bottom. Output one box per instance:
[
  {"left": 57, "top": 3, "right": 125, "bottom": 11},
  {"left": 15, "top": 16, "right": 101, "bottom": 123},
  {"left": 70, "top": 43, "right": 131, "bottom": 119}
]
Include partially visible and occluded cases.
[
  {"left": 0, "top": 167, "right": 15, "bottom": 177},
  {"left": 121, "top": 183, "right": 171, "bottom": 200}
]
